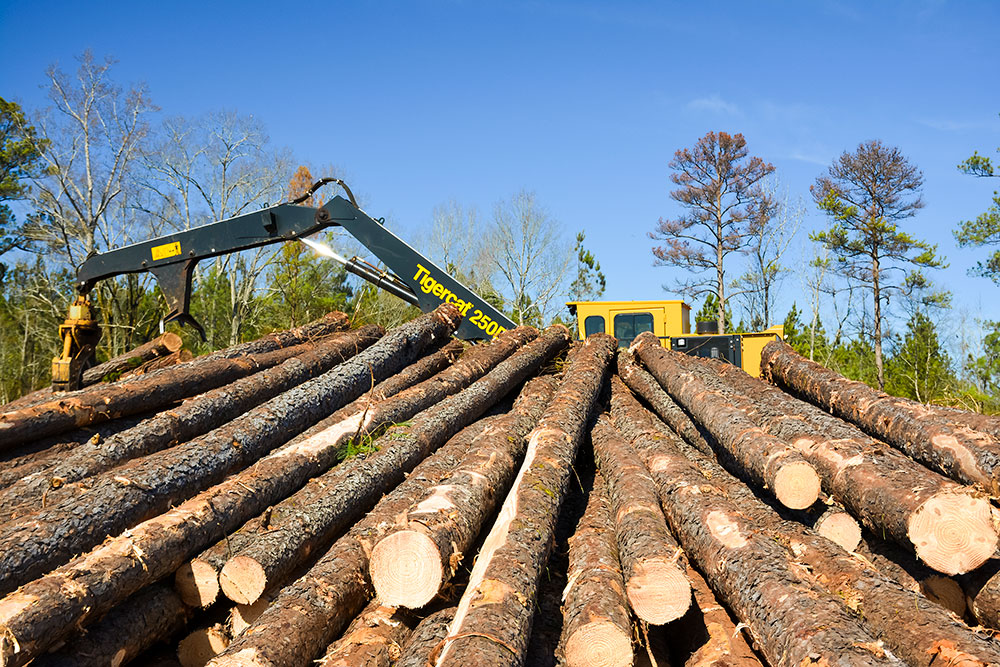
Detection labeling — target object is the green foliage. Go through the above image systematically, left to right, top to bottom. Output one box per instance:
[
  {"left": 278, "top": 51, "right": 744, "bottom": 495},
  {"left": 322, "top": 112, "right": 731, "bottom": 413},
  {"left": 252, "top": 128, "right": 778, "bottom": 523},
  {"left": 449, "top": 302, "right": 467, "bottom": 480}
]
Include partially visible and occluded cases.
[
  {"left": 0, "top": 97, "right": 45, "bottom": 273},
  {"left": 954, "top": 117, "right": 1000, "bottom": 282},
  {"left": 569, "top": 231, "right": 606, "bottom": 302},
  {"left": 265, "top": 235, "right": 353, "bottom": 329},
  {"left": 695, "top": 293, "right": 732, "bottom": 328},
  {"left": 885, "top": 312, "right": 955, "bottom": 403},
  {"left": 968, "top": 321, "right": 1000, "bottom": 399},
  {"left": 337, "top": 431, "right": 380, "bottom": 461}
]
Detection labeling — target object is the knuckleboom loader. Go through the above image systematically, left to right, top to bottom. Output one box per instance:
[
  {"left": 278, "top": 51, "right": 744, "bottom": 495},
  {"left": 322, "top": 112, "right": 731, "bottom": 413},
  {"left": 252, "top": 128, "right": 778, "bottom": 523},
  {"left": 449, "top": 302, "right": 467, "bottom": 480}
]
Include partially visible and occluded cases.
[{"left": 52, "top": 180, "right": 515, "bottom": 390}]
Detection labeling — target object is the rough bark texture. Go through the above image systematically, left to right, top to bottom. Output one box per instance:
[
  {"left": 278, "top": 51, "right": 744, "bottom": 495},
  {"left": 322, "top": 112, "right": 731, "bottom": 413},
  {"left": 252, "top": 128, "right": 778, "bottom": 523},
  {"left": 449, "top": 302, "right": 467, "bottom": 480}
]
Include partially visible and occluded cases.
[
  {"left": 0, "top": 306, "right": 460, "bottom": 667},
  {"left": 0, "top": 313, "right": 350, "bottom": 449},
  {"left": 0, "top": 327, "right": 383, "bottom": 518},
  {"left": 216, "top": 327, "right": 549, "bottom": 606},
  {"left": 81, "top": 332, "right": 184, "bottom": 386},
  {"left": 433, "top": 334, "right": 617, "bottom": 667},
  {"left": 632, "top": 334, "right": 820, "bottom": 510},
  {"left": 763, "top": 339, "right": 1000, "bottom": 491},
  {"left": 175, "top": 340, "right": 462, "bottom": 608},
  {"left": 618, "top": 348, "right": 712, "bottom": 455},
  {"left": 118, "top": 349, "right": 194, "bottom": 380},
  {"left": 698, "top": 350, "right": 998, "bottom": 575},
  {"left": 369, "top": 375, "right": 558, "bottom": 608},
  {"left": 609, "top": 378, "right": 906, "bottom": 667},
  {"left": 618, "top": 380, "right": 1000, "bottom": 667},
  {"left": 207, "top": 414, "right": 502, "bottom": 667},
  {"left": 591, "top": 414, "right": 690, "bottom": 624},
  {"left": 556, "top": 473, "right": 633, "bottom": 667},
  {"left": 965, "top": 564, "right": 1000, "bottom": 629},
  {"left": 29, "top": 583, "right": 193, "bottom": 667},
  {"left": 316, "top": 599, "right": 419, "bottom": 667},
  {"left": 396, "top": 607, "right": 456, "bottom": 667}
]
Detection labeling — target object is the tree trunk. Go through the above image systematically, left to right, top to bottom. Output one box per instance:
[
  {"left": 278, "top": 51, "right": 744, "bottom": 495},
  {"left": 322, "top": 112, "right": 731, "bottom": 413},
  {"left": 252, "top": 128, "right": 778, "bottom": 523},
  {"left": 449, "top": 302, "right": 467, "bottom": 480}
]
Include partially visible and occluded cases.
[
  {"left": 873, "top": 256, "right": 885, "bottom": 391},
  {"left": 0, "top": 306, "right": 461, "bottom": 667},
  {"left": 0, "top": 312, "right": 352, "bottom": 448},
  {"left": 0, "top": 327, "right": 383, "bottom": 519},
  {"left": 216, "top": 327, "right": 545, "bottom": 606},
  {"left": 81, "top": 332, "right": 184, "bottom": 386},
  {"left": 631, "top": 333, "right": 821, "bottom": 510},
  {"left": 432, "top": 334, "right": 617, "bottom": 667},
  {"left": 762, "top": 339, "right": 1000, "bottom": 491},
  {"left": 118, "top": 349, "right": 194, "bottom": 380},
  {"left": 617, "top": 349, "right": 712, "bottom": 455},
  {"left": 705, "top": 349, "right": 997, "bottom": 575},
  {"left": 369, "top": 376, "right": 558, "bottom": 608},
  {"left": 608, "top": 378, "right": 906, "bottom": 667},
  {"left": 591, "top": 415, "right": 690, "bottom": 624},
  {"left": 557, "top": 473, "right": 633, "bottom": 667},
  {"left": 962, "top": 564, "right": 1000, "bottom": 630},
  {"left": 29, "top": 583, "right": 193, "bottom": 667},
  {"left": 316, "top": 599, "right": 419, "bottom": 667},
  {"left": 396, "top": 607, "right": 456, "bottom": 667}
]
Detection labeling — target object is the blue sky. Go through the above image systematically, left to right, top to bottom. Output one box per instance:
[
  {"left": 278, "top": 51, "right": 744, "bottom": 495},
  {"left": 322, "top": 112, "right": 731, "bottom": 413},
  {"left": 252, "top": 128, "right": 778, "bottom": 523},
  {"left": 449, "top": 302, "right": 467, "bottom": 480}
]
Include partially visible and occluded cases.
[{"left": 2, "top": 0, "right": 999, "bottom": 338}]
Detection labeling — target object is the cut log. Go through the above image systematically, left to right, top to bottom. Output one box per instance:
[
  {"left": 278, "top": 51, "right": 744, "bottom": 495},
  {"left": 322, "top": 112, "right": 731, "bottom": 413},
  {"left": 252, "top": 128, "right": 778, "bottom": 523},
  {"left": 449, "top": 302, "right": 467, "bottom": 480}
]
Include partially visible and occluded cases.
[
  {"left": 0, "top": 306, "right": 461, "bottom": 667},
  {"left": 0, "top": 311, "right": 351, "bottom": 448},
  {"left": 0, "top": 327, "right": 383, "bottom": 519},
  {"left": 216, "top": 327, "right": 544, "bottom": 605},
  {"left": 81, "top": 332, "right": 184, "bottom": 386},
  {"left": 433, "top": 334, "right": 617, "bottom": 667},
  {"left": 631, "top": 334, "right": 820, "bottom": 510},
  {"left": 762, "top": 339, "right": 1000, "bottom": 491},
  {"left": 174, "top": 340, "right": 463, "bottom": 608},
  {"left": 682, "top": 345, "right": 999, "bottom": 575},
  {"left": 617, "top": 348, "right": 712, "bottom": 455},
  {"left": 119, "top": 349, "right": 194, "bottom": 380},
  {"left": 369, "top": 375, "right": 558, "bottom": 608},
  {"left": 609, "top": 378, "right": 907, "bottom": 667},
  {"left": 614, "top": 380, "right": 1000, "bottom": 666},
  {"left": 591, "top": 415, "right": 690, "bottom": 624},
  {"left": 557, "top": 473, "right": 633, "bottom": 667},
  {"left": 753, "top": 493, "right": 862, "bottom": 554},
  {"left": 859, "top": 534, "right": 967, "bottom": 616},
  {"left": 963, "top": 563, "right": 1000, "bottom": 629},
  {"left": 28, "top": 583, "right": 193, "bottom": 667},
  {"left": 228, "top": 591, "right": 278, "bottom": 638},
  {"left": 316, "top": 598, "right": 419, "bottom": 667},
  {"left": 396, "top": 607, "right": 456, "bottom": 667},
  {"left": 177, "top": 626, "right": 230, "bottom": 667}
]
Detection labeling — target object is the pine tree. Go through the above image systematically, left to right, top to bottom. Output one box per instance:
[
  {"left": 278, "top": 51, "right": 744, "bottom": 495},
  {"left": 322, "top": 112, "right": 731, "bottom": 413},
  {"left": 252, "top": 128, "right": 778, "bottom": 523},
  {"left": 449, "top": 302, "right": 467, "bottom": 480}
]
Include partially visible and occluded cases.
[{"left": 885, "top": 311, "right": 955, "bottom": 403}]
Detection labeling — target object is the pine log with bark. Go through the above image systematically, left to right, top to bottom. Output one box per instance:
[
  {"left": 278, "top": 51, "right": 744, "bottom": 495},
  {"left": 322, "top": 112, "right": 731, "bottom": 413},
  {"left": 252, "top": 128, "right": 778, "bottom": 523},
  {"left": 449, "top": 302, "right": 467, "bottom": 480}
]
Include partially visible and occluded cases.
[
  {"left": 0, "top": 307, "right": 460, "bottom": 667},
  {"left": 0, "top": 312, "right": 351, "bottom": 448},
  {"left": 0, "top": 327, "right": 383, "bottom": 519},
  {"left": 216, "top": 327, "right": 550, "bottom": 606},
  {"left": 81, "top": 332, "right": 184, "bottom": 386},
  {"left": 432, "top": 334, "right": 617, "bottom": 667},
  {"left": 631, "top": 334, "right": 820, "bottom": 510},
  {"left": 762, "top": 339, "right": 1000, "bottom": 491},
  {"left": 174, "top": 341, "right": 463, "bottom": 608},
  {"left": 118, "top": 349, "right": 194, "bottom": 379},
  {"left": 697, "top": 349, "right": 998, "bottom": 575},
  {"left": 368, "top": 375, "right": 558, "bottom": 608},
  {"left": 609, "top": 378, "right": 906, "bottom": 666},
  {"left": 615, "top": 381, "right": 1000, "bottom": 666},
  {"left": 591, "top": 415, "right": 690, "bottom": 624},
  {"left": 556, "top": 473, "right": 633, "bottom": 667},
  {"left": 858, "top": 534, "right": 967, "bottom": 617},
  {"left": 962, "top": 563, "right": 1000, "bottom": 629},
  {"left": 28, "top": 583, "right": 193, "bottom": 667},
  {"left": 316, "top": 599, "right": 419, "bottom": 667},
  {"left": 396, "top": 607, "right": 456, "bottom": 667},
  {"left": 177, "top": 626, "right": 230, "bottom": 667}
]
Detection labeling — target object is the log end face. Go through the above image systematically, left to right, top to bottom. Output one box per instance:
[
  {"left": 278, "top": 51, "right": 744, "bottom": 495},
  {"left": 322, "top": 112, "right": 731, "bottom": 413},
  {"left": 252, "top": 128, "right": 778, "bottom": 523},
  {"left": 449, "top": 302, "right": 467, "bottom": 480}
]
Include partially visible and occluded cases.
[
  {"left": 162, "top": 332, "right": 184, "bottom": 353},
  {"left": 773, "top": 462, "right": 821, "bottom": 510},
  {"left": 908, "top": 492, "right": 998, "bottom": 575},
  {"left": 814, "top": 512, "right": 862, "bottom": 553},
  {"left": 370, "top": 530, "right": 443, "bottom": 609},
  {"left": 219, "top": 556, "right": 267, "bottom": 606},
  {"left": 175, "top": 559, "right": 221, "bottom": 608},
  {"left": 626, "top": 559, "right": 691, "bottom": 625},
  {"left": 920, "top": 575, "right": 968, "bottom": 618},
  {"left": 564, "top": 621, "right": 633, "bottom": 667},
  {"left": 178, "top": 627, "right": 230, "bottom": 667}
]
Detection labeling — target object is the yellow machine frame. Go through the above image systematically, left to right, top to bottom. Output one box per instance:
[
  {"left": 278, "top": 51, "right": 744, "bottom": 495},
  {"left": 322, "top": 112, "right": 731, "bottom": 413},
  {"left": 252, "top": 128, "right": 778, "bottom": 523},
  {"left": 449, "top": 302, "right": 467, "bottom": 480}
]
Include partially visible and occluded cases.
[{"left": 566, "top": 299, "right": 783, "bottom": 378}]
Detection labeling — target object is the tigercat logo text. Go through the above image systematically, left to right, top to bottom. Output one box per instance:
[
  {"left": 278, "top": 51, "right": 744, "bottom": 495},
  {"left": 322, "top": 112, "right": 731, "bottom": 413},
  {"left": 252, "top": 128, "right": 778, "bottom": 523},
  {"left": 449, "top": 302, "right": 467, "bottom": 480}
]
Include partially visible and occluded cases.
[{"left": 413, "top": 264, "right": 507, "bottom": 337}]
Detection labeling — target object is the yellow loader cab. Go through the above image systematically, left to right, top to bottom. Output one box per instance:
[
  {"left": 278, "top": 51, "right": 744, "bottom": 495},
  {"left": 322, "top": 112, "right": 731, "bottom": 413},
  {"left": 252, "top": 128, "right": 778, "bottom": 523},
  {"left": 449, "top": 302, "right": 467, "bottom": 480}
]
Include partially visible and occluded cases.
[{"left": 566, "top": 300, "right": 783, "bottom": 378}]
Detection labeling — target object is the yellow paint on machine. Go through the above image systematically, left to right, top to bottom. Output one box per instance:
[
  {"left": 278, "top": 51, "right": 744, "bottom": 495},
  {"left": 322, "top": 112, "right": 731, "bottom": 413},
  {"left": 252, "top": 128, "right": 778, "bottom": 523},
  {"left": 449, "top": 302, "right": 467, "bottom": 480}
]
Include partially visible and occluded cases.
[{"left": 151, "top": 241, "right": 182, "bottom": 261}]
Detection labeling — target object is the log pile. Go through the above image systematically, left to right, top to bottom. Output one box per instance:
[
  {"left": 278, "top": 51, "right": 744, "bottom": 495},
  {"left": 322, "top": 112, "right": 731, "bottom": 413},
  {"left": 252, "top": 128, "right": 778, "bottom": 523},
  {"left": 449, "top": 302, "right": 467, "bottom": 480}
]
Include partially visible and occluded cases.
[{"left": 6, "top": 314, "right": 1000, "bottom": 667}]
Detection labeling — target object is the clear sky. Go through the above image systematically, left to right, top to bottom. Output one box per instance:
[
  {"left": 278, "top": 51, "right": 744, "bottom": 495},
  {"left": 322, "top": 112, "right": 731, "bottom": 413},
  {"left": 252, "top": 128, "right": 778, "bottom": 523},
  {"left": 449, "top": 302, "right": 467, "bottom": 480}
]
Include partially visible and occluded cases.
[{"left": 2, "top": 0, "right": 999, "bottom": 337}]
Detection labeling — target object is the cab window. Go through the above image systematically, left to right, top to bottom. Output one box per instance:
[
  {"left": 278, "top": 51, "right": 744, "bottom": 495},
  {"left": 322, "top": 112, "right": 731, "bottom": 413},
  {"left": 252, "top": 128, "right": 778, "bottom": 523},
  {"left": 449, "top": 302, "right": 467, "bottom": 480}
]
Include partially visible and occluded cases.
[
  {"left": 614, "top": 312, "right": 654, "bottom": 347},
  {"left": 584, "top": 315, "right": 605, "bottom": 337}
]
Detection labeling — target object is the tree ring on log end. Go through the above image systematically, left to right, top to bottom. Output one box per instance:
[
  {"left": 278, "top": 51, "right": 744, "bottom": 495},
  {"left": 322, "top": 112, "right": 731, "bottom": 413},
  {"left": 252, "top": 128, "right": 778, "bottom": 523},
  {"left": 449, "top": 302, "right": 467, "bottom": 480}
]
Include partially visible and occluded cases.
[
  {"left": 773, "top": 462, "right": 821, "bottom": 510},
  {"left": 908, "top": 492, "right": 997, "bottom": 575},
  {"left": 813, "top": 512, "right": 862, "bottom": 553},
  {"left": 371, "top": 530, "right": 444, "bottom": 609},
  {"left": 219, "top": 556, "right": 268, "bottom": 605},
  {"left": 626, "top": 558, "right": 692, "bottom": 625},
  {"left": 175, "top": 559, "right": 221, "bottom": 608},
  {"left": 564, "top": 620, "right": 632, "bottom": 667}
]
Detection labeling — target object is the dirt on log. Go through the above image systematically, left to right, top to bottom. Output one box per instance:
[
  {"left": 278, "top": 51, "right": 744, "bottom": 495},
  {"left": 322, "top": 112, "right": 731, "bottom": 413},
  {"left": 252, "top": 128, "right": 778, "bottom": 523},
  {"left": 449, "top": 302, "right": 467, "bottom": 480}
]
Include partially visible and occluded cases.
[
  {"left": 0, "top": 307, "right": 460, "bottom": 667},
  {"left": 0, "top": 311, "right": 352, "bottom": 449},
  {"left": 0, "top": 326, "right": 383, "bottom": 518},
  {"left": 216, "top": 327, "right": 554, "bottom": 606},
  {"left": 81, "top": 332, "right": 184, "bottom": 386},
  {"left": 631, "top": 333, "right": 820, "bottom": 511},
  {"left": 432, "top": 334, "right": 617, "bottom": 667},
  {"left": 762, "top": 339, "right": 1000, "bottom": 491},
  {"left": 701, "top": 352, "right": 998, "bottom": 575},
  {"left": 368, "top": 375, "right": 558, "bottom": 608},
  {"left": 610, "top": 378, "right": 907, "bottom": 667},
  {"left": 556, "top": 473, "right": 633, "bottom": 667},
  {"left": 316, "top": 599, "right": 419, "bottom": 667}
]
